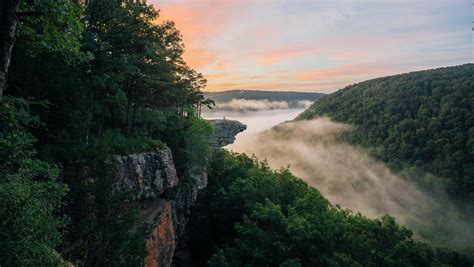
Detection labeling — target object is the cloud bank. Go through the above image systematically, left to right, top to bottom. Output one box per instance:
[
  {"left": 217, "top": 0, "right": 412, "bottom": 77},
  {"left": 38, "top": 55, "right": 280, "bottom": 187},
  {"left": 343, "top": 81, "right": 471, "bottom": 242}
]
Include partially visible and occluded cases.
[
  {"left": 213, "top": 99, "right": 312, "bottom": 112},
  {"left": 229, "top": 117, "right": 473, "bottom": 254}
]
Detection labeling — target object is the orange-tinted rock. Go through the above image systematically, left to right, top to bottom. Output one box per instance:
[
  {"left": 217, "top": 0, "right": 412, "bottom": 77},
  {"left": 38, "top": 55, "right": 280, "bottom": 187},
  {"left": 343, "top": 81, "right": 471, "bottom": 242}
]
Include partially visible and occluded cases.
[{"left": 144, "top": 201, "right": 175, "bottom": 267}]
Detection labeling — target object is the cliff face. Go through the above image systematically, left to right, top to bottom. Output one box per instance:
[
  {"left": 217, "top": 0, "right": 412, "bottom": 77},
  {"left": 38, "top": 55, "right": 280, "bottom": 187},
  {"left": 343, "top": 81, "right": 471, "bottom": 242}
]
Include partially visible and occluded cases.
[
  {"left": 114, "top": 120, "right": 246, "bottom": 267},
  {"left": 114, "top": 148, "right": 178, "bottom": 200},
  {"left": 114, "top": 148, "right": 196, "bottom": 267}
]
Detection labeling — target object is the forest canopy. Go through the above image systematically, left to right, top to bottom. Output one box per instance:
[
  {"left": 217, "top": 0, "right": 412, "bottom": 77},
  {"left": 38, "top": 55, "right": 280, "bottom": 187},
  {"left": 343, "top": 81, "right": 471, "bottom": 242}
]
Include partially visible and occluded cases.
[
  {"left": 0, "top": 0, "right": 472, "bottom": 266},
  {"left": 1, "top": 0, "right": 210, "bottom": 265},
  {"left": 298, "top": 64, "right": 474, "bottom": 201},
  {"left": 184, "top": 150, "right": 471, "bottom": 266}
]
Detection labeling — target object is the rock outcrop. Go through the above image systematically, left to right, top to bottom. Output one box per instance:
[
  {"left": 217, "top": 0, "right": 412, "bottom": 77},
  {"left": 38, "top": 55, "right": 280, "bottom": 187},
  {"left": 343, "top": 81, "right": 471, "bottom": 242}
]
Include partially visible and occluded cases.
[
  {"left": 113, "top": 119, "right": 246, "bottom": 267},
  {"left": 208, "top": 119, "right": 247, "bottom": 147},
  {"left": 114, "top": 148, "right": 178, "bottom": 200},
  {"left": 114, "top": 148, "right": 194, "bottom": 267}
]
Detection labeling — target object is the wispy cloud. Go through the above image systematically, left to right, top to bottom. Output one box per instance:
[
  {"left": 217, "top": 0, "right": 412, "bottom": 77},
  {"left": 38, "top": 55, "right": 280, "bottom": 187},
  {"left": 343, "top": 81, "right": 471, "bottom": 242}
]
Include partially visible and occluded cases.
[{"left": 151, "top": 0, "right": 472, "bottom": 92}]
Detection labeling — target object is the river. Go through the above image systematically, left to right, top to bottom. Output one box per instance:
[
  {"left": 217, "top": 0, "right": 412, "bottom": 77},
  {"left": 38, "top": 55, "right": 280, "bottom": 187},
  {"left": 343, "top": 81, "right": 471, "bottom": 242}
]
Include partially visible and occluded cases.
[{"left": 202, "top": 109, "right": 305, "bottom": 150}]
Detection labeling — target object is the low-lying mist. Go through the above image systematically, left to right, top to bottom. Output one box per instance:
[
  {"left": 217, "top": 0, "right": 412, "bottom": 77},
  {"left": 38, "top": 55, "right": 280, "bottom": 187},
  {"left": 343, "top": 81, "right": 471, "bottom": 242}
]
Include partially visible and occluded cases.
[
  {"left": 213, "top": 99, "right": 312, "bottom": 112},
  {"left": 228, "top": 117, "right": 473, "bottom": 254}
]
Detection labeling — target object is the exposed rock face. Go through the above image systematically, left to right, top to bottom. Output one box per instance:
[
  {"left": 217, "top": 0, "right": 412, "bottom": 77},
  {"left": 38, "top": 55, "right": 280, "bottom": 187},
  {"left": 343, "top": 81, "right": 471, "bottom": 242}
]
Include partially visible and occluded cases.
[
  {"left": 208, "top": 119, "right": 247, "bottom": 147},
  {"left": 113, "top": 120, "right": 245, "bottom": 267},
  {"left": 114, "top": 147, "right": 178, "bottom": 200},
  {"left": 114, "top": 148, "right": 185, "bottom": 267},
  {"left": 138, "top": 182, "right": 198, "bottom": 267},
  {"left": 143, "top": 201, "right": 175, "bottom": 267}
]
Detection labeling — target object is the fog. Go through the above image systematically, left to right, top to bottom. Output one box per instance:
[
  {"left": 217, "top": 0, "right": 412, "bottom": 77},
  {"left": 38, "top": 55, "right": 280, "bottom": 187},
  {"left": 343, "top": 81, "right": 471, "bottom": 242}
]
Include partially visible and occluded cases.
[
  {"left": 213, "top": 99, "right": 312, "bottom": 112},
  {"left": 203, "top": 108, "right": 305, "bottom": 143},
  {"left": 222, "top": 115, "right": 473, "bottom": 253}
]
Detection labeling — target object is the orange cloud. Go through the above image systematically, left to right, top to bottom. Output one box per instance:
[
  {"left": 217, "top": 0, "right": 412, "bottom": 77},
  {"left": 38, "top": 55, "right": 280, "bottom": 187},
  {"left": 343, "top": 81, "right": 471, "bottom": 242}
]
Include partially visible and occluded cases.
[
  {"left": 151, "top": 0, "right": 244, "bottom": 70},
  {"left": 151, "top": 0, "right": 469, "bottom": 94},
  {"left": 183, "top": 49, "right": 216, "bottom": 69},
  {"left": 204, "top": 62, "right": 397, "bottom": 92},
  {"left": 204, "top": 73, "right": 226, "bottom": 80},
  {"left": 207, "top": 79, "right": 349, "bottom": 92}
]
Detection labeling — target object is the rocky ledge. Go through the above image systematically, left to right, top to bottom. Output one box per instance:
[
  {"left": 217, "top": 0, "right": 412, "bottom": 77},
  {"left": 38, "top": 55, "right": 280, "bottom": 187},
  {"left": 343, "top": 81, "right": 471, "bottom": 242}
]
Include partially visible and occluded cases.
[{"left": 208, "top": 119, "right": 247, "bottom": 147}]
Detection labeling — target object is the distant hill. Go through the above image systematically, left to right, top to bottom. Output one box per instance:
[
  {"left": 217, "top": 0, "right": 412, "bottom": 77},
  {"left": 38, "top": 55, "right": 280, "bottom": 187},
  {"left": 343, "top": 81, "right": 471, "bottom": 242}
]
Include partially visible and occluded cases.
[
  {"left": 298, "top": 64, "right": 474, "bottom": 200},
  {"left": 204, "top": 90, "right": 325, "bottom": 111},
  {"left": 205, "top": 90, "right": 325, "bottom": 103}
]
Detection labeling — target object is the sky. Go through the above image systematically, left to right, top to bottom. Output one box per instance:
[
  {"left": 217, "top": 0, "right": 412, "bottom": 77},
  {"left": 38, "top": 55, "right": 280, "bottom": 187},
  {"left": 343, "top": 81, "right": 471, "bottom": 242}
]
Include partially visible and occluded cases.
[{"left": 151, "top": 0, "right": 473, "bottom": 93}]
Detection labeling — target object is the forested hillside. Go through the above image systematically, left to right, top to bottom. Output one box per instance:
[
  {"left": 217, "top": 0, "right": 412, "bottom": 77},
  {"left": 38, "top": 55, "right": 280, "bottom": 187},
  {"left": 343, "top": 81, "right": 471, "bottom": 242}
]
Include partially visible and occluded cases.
[
  {"left": 0, "top": 1, "right": 471, "bottom": 266},
  {"left": 1, "top": 1, "right": 210, "bottom": 265},
  {"left": 299, "top": 64, "right": 474, "bottom": 201},
  {"left": 182, "top": 150, "right": 471, "bottom": 266}
]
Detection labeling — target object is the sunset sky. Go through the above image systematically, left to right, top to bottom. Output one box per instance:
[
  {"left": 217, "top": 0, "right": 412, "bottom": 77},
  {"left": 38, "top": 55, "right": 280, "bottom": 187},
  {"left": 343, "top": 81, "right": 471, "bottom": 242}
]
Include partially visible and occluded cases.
[{"left": 151, "top": 0, "right": 473, "bottom": 93}]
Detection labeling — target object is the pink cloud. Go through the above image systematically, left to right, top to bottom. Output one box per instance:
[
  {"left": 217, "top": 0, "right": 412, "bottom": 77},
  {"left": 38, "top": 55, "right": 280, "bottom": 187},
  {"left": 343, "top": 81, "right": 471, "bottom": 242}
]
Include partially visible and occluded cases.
[
  {"left": 151, "top": 0, "right": 245, "bottom": 70},
  {"left": 151, "top": 1, "right": 470, "bottom": 93}
]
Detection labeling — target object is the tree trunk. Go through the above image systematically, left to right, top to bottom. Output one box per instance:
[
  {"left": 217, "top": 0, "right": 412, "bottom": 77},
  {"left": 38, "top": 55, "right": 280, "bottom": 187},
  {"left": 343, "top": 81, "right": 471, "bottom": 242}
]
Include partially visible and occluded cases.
[
  {"left": 0, "top": 0, "right": 21, "bottom": 101},
  {"left": 124, "top": 77, "right": 132, "bottom": 136},
  {"left": 130, "top": 103, "right": 137, "bottom": 135}
]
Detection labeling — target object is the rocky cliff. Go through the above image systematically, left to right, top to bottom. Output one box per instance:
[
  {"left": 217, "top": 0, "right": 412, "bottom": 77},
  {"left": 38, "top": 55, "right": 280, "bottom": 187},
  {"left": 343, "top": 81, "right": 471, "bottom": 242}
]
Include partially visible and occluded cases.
[
  {"left": 113, "top": 119, "right": 246, "bottom": 267},
  {"left": 208, "top": 119, "right": 247, "bottom": 147},
  {"left": 114, "top": 148, "right": 178, "bottom": 200},
  {"left": 114, "top": 148, "right": 197, "bottom": 267}
]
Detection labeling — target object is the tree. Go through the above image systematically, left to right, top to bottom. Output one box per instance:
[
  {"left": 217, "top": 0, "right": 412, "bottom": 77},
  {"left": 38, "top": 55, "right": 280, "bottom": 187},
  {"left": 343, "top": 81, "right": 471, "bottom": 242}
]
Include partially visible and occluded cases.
[
  {"left": 0, "top": 0, "right": 21, "bottom": 100},
  {"left": 0, "top": 97, "right": 67, "bottom": 266},
  {"left": 185, "top": 149, "right": 472, "bottom": 266}
]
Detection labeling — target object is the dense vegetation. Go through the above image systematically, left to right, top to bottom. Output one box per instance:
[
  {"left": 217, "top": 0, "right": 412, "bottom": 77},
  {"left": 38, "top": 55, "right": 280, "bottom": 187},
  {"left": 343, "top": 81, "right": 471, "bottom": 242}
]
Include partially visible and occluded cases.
[
  {"left": 0, "top": 1, "right": 210, "bottom": 265},
  {"left": 0, "top": 1, "right": 471, "bottom": 266},
  {"left": 299, "top": 65, "right": 474, "bottom": 201},
  {"left": 185, "top": 149, "right": 471, "bottom": 266}
]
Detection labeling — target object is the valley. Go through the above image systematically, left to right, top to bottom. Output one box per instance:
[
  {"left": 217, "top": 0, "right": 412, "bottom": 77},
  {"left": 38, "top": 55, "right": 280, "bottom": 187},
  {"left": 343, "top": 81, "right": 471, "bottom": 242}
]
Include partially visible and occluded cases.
[{"left": 1, "top": 1, "right": 472, "bottom": 266}]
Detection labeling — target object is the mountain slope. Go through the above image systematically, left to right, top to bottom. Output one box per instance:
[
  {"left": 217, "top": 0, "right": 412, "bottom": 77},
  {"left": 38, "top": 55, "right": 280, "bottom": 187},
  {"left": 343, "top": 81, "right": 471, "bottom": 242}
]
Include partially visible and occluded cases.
[
  {"left": 298, "top": 64, "right": 474, "bottom": 199},
  {"left": 205, "top": 90, "right": 324, "bottom": 103},
  {"left": 182, "top": 149, "right": 471, "bottom": 266}
]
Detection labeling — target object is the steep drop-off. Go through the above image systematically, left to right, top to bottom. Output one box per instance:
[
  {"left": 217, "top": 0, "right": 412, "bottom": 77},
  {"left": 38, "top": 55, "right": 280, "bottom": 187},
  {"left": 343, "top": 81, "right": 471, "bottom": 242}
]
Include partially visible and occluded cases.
[
  {"left": 208, "top": 119, "right": 247, "bottom": 147},
  {"left": 113, "top": 120, "right": 246, "bottom": 267}
]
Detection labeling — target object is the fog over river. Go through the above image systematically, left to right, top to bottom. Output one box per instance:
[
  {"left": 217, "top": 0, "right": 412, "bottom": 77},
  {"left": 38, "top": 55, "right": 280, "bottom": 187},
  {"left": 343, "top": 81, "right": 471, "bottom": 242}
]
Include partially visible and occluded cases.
[
  {"left": 203, "top": 107, "right": 474, "bottom": 254},
  {"left": 202, "top": 108, "right": 305, "bottom": 148}
]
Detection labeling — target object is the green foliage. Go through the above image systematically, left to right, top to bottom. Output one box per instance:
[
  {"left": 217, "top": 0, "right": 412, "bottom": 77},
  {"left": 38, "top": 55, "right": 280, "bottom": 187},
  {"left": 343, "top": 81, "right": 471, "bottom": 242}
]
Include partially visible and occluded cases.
[
  {"left": 4, "top": 0, "right": 211, "bottom": 265},
  {"left": 7, "top": 0, "right": 468, "bottom": 266},
  {"left": 17, "top": 0, "right": 88, "bottom": 63},
  {"left": 298, "top": 64, "right": 474, "bottom": 200},
  {"left": 0, "top": 97, "right": 67, "bottom": 266},
  {"left": 161, "top": 115, "right": 212, "bottom": 177},
  {"left": 183, "top": 117, "right": 213, "bottom": 167},
  {"left": 86, "top": 130, "right": 165, "bottom": 156},
  {"left": 187, "top": 149, "right": 471, "bottom": 266},
  {"left": 60, "top": 159, "right": 147, "bottom": 266}
]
